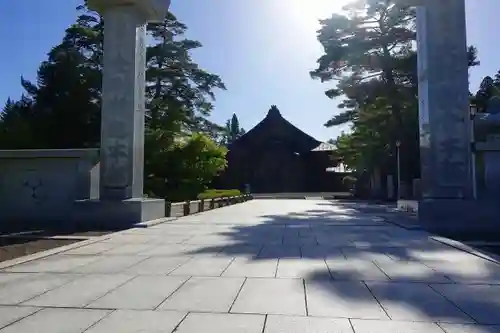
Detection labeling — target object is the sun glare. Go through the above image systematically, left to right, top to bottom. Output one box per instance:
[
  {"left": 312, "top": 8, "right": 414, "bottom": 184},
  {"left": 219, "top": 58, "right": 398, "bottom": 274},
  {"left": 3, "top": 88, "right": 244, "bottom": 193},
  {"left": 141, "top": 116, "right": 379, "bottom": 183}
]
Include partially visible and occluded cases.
[{"left": 286, "top": 0, "right": 350, "bottom": 28}]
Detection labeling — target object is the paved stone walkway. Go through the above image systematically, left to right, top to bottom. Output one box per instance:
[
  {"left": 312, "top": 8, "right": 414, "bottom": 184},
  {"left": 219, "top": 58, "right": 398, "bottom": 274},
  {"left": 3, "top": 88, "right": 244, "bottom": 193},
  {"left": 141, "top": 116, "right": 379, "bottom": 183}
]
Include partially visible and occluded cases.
[{"left": 1, "top": 200, "right": 500, "bottom": 332}]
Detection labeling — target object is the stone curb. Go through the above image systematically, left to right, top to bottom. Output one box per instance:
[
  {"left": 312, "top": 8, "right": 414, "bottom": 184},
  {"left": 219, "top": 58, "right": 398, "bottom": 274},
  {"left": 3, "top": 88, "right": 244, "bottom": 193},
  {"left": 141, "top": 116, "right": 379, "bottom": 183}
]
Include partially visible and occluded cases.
[
  {"left": 0, "top": 197, "right": 254, "bottom": 269},
  {"left": 375, "top": 206, "right": 500, "bottom": 265},
  {"left": 383, "top": 216, "right": 500, "bottom": 265},
  {"left": 132, "top": 217, "right": 178, "bottom": 228},
  {"left": 0, "top": 234, "right": 113, "bottom": 270},
  {"left": 431, "top": 236, "right": 500, "bottom": 265}
]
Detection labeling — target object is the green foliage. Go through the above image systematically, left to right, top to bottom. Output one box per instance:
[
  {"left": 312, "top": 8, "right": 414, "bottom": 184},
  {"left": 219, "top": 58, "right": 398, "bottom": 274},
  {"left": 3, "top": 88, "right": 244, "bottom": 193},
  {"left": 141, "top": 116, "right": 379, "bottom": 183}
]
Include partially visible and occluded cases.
[
  {"left": 311, "top": 0, "right": 418, "bottom": 179},
  {"left": 312, "top": 0, "right": 479, "bottom": 184},
  {"left": 0, "top": 5, "right": 228, "bottom": 202},
  {"left": 0, "top": 9, "right": 103, "bottom": 149},
  {"left": 146, "top": 12, "right": 226, "bottom": 135},
  {"left": 473, "top": 74, "right": 500, "bottom": 112},
  {"left": 0, "top": 97, "right": 36, "bottom": 148},
  {"left": 221, "top": 113, "right": 246, "bottom": 145},
  {"left": 145, "top": 133, "right": 228, "bottom": 202},
  {"left": 197, "top": 189, "right": 242, "bottom": 200}
]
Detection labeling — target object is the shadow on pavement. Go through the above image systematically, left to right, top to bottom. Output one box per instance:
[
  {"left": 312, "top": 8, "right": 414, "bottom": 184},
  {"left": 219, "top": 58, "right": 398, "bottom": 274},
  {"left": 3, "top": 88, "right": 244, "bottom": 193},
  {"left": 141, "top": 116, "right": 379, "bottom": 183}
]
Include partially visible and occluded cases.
[{"left": 188, "top": 200, "right": 500, "bottom": 330}]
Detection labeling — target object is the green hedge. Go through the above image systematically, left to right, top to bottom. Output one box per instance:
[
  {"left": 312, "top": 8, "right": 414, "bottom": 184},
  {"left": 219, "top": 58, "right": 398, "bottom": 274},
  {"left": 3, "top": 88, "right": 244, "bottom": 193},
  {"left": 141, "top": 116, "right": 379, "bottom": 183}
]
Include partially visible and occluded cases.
[{"left": 197, "top": 189, "right": 242, "bottom": 200}]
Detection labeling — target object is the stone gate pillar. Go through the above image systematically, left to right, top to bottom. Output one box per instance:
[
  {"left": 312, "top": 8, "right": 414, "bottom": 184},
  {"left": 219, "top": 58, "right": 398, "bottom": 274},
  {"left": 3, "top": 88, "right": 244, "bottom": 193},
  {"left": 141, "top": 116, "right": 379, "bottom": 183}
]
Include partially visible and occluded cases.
[
  {"left": 75, "top": 0, "right": 171, "bottom": 226},
  {"left": 400, "top": 0, "right": 500, "bottom": 235},
  {"left": 415, "top": 0, "right": 473, "bottom": 201},
  {"left": 415, "top": 0, "right": 475, "bottom": 233}
]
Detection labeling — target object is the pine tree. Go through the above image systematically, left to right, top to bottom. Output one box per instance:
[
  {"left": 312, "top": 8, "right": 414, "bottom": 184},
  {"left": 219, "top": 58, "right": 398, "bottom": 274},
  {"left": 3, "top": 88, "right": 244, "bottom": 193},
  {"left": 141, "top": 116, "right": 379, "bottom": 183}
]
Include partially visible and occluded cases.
[
  {"left": 312, "top": 0, "right": 479, "bottom": 182},
  {"left": 2, "top": 4, "right": 227, "bottom": 200},
  {"left": 1, "top": 5, "right": 103, "bottom": 149},
  {"left": 146, "top": 12, "right": 226, "bottom": 137},
  {"left": 0, "top": 97, "right": 35, "bottom": 148},
  {"left": 222, "top": 113, "right": 246, "bottom": 145}
]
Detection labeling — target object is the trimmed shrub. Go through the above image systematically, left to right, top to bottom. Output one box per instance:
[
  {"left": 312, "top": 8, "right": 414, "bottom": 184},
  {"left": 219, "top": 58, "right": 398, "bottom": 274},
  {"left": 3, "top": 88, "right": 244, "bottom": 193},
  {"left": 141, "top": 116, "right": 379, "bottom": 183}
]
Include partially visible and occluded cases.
[{"left": 197, "top": 189, "right": 241, "bottom": 200}]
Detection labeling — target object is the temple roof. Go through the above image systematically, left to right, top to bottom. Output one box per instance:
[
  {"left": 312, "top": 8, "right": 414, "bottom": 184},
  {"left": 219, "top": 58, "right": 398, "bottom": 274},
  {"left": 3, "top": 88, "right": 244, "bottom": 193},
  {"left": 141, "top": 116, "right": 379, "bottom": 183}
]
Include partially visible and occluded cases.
[
  {"left": 230, "top": 106, "right": 336, "bottom": 152},
  {"left": 311, "top": 141, "right": 337, "bottom": 152}
]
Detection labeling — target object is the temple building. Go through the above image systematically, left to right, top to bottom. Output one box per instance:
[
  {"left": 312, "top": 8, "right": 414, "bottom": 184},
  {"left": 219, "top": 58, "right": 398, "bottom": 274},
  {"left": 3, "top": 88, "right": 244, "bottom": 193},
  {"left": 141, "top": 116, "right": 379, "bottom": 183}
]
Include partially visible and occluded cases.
[{"left": 216, "top": 106, "right": 348, "bottom": 193}]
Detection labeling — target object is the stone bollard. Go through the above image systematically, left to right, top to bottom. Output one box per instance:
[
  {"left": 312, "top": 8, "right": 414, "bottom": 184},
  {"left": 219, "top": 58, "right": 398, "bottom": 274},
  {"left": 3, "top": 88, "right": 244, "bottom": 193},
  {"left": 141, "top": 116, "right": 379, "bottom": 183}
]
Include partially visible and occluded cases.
[
  {"left": 413, "top": 179, "right": 422, "bottom": 199},
  {"left": 198, "top": 199, "right": 204, "bottom": 213},
  {"left": 183, "top": 201, "right": 190, "bottom": 216},
  {"left": 165, "top": 202, "right": 172, "bottom": 217}
]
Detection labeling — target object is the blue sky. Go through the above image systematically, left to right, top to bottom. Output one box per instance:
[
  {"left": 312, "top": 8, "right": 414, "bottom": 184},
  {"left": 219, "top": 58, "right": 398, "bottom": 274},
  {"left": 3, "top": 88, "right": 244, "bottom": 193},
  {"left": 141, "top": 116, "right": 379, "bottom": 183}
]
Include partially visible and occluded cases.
[{"left": 0, "top": 0, "right": 499, "bottom": 141}]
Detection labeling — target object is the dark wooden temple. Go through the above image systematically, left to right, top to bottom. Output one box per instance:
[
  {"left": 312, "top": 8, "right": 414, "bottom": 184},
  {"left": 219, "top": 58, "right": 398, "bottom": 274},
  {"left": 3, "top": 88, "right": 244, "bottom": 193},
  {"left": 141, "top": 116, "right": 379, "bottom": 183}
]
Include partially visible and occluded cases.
[{"left": 215, "top": 106, "right": 348, "bottom": 193}]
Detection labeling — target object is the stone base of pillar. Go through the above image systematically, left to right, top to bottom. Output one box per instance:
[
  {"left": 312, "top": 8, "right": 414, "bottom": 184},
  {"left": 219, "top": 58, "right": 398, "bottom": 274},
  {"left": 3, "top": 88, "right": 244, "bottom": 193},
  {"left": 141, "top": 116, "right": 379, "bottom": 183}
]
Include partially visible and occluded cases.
[
  {"left": 73, "top": 198, "right": 165, "bottom": 228},
  {"left": 418, "top": 199, "right": 500, "bottom": 238}
]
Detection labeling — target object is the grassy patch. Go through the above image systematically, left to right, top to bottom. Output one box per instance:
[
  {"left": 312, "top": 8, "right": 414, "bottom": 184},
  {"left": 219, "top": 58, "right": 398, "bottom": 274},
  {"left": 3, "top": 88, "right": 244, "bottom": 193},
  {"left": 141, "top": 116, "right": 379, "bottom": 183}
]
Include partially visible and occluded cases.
[{"left": 197, "top": 189, "right": 242, "bottom": 200}]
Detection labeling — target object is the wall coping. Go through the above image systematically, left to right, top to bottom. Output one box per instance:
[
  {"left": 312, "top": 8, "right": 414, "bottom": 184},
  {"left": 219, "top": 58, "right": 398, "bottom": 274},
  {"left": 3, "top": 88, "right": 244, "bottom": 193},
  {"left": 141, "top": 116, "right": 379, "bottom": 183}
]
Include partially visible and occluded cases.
[
  {"left": 0, "top": 149, "right": 99, "bottom": 159},
  {"left": 168, "top": 195, "right": 244, "bottom": 206}
]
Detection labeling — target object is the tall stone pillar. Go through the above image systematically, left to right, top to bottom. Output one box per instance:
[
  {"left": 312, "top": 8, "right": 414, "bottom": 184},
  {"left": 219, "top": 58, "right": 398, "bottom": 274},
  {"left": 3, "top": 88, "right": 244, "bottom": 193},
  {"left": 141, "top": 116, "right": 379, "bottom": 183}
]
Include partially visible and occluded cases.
[
  {"left": 75, "top": 0, "right": 171, "bottom": 226},
  {"left": 402, "top": 0, "right": 500, "bottom": 235},
  {"left": 416, "top": 0, "right": 473, "bottom": 200},
  {"left": 99, "top": 6, "right": 147, "bottom": 200}
]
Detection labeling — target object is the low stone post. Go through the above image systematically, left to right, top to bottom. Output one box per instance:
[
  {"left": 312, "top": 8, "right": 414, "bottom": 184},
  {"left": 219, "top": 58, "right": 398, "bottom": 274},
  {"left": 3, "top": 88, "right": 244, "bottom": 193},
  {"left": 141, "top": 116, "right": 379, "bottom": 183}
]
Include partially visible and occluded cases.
[
  {"left": 183, "top": 201, "right": 190, "bottom": 216},
  {"left": 165, "top": 202, "right": 172, "bottom": 217}
]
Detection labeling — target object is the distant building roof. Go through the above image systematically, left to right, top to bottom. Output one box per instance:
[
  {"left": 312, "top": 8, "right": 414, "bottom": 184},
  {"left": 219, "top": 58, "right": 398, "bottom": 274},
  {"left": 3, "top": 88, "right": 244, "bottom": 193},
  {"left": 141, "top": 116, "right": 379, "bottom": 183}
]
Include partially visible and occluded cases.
[
  {"left": 230, "top": 105, "right": 322, "bottom": 152},
  {"left": 311, "top": 142, "right": 336, "bottom": 152}
]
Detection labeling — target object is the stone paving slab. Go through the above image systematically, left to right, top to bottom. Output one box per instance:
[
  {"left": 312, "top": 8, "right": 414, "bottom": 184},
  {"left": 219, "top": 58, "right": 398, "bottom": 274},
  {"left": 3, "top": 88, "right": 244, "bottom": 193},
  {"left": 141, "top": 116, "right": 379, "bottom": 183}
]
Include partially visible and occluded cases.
[
  {"left": 1, "top": 199, "right": 500, "bottom": 332},
  {"left": 101, "top": 243, "right": 156, "bottom": 255},
  {"left": 140, "top": 244, "right": 192, "bottom": 257},
  {"left": 258, "top": 245, "right": 301, "bottom": 258},
  {"left": 300, "top": 245, "right": 344, "bottom": 259},
  {"left": 340, "top": 247, "right": 394, "bottom": 263},
  {"left": 3, "top": 255, "right": 99, "bottom": 273},
  {"left": 70, "top": 255, "right": 148, "bottom": 274},
  {"left": 123, "top": 256, "right": 191, "bottom": 275},
  {"left": 169, "top": 257, "right": 234, "bottom": 276},
  {"left": 222, "top": 258, "right": 278, "bottom": 278},
  {"left": 276, "top": 258, "right": 328, "bottom": 278},
  {"left": 326, "top": 258, "right": 389, "bottom": 281},
  {"left": 374, "top": 260, "right": 452, "bottom": 283},
  {"left": 430, "top": 260, "right": 500, "bottom": 285},
  {"left": 0, "top": 273, "right": 79, "bottom": 305},
  {"left": 23, "top": 274, "right": 133, "bottom": 307},
  {"left": 87, "top": 275, "right": 188, "bottom": 310},
  {"left": 158, "top": 276, "right": 244, "bottom": 312},
  {"left": 230, "top": 278, "right": 306, "bottom": 315},
  {"left": 305, "top": 280, "right": 389, "bottom": 319},
  {"left": 366, "top": 282, "right": 474, "bottom": 323},
  {"left": 431, "top": 283, "right": 500, "bottom": 325},
  {"left": 0, "top": 306, "right": 40, "bottom": 330},
  {"left": 0, "top": 308, "right": 110, "bottom": 333},
  {"left": 85, "top": 310, "right": 186, "bottom": 333},
  {"left": 175, "top": 312, "right": 265, "bottom": 333},
  {"left": 264, "top": 315, "right": 353, "bottom": 333},
  {"left": 350, "top": 319, "right": 445, "bottom": 333},
  {"left": 439, "top": 323, "right": 500, "bottom": 333}
]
